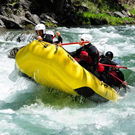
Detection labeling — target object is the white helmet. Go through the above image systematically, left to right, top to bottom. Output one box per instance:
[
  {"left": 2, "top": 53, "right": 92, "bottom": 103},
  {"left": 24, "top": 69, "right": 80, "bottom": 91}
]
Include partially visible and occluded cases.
[
  {"left": 35, "top": 24, "right": 46, "bottom": 34},
  {"left": 46, "top": 30, "right": 54, "bottom": 37},
  {"left": 81, "top": 34, "right": 92, "bottom": 42}
]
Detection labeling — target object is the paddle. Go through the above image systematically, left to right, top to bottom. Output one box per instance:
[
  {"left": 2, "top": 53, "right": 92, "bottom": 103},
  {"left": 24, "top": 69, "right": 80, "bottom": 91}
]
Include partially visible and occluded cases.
[
  {"left": 52, "top": 35, "right": 56, "bottom": 39},
  {"left": 61, "top": 41, "right": 90, "bottom": 45},
  {"left": 101, "top": 63, "right": 135, "bottom": 72},
  {"left": 101, "top": 64, "right": 127, "bottom": 69},
  {"left": 127, "top": 67, "right": 135, "bottom": 72},
  {"left": 108, "top": 72, "right": 133, "bottom": 90},
  {"left": 109, "top": 72, "right": 126, "bottom": 83}
]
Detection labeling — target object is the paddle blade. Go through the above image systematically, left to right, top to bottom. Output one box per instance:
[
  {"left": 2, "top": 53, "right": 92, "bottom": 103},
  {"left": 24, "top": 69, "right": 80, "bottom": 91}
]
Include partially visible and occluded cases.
[
  {"left": 99, "top": 38, "right": 109, "bottom": 45},
  {"left": 128, "top": 67, "right": 135, "bottom": 72},
  {"left": 8, "top": 68, "right": 18, "bottom": 82},
  {"left": 126, "top": 85, "right": 135, "bottom": 92}
]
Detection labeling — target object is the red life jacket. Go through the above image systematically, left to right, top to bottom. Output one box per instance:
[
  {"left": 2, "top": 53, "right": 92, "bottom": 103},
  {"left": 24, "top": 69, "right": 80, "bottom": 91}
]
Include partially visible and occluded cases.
[
  {"left": 74, "top": 51, "right": 88, "bottom": 62},
  {"left": 79, "top": 51, "right": 93, "bottom": 64},
  {"left": 97, "top": 62, "right": 105, "bottom": 72},
  {"left": 109, "top": 71, "right": 118, "bottom": 84}
]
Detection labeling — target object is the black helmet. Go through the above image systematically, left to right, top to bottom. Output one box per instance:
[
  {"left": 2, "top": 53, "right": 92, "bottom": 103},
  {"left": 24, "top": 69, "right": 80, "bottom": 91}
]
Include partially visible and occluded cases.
[{"left": 105, "top": 51, "right": 113, "bottom": 59}]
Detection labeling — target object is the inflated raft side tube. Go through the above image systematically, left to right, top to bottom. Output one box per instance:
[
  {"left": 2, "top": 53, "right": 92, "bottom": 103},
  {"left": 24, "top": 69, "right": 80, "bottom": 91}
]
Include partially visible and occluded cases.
[{"left": 15, "top": 40, "right": 120, "bottom": 102}]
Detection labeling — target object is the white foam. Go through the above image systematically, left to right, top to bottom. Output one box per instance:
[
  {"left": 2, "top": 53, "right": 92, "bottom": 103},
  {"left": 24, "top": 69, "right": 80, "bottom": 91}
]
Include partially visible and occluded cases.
[{"left": 0, "top": 26, "right": 135, "bottom": 135}]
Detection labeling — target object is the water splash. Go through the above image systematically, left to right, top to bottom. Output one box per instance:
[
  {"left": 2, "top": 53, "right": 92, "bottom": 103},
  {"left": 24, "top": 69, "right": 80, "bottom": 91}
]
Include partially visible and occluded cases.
[{"left": 0, "top": 26, "right": 135, "bottom": 135}]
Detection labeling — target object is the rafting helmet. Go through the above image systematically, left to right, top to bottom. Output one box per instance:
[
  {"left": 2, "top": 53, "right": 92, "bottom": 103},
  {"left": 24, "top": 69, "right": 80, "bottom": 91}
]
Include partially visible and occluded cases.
[
  {"left": 35, "top": 24, "right": 46, "bottom": 34},
  {"left": 46, "top": 30, "right": 54, "bottom": 37},
  {"left": 81, "top": 34, "right": 92, "bottom": 42},
  {"left": 105, "top": 51, "right": 113, "bottom": 60}
]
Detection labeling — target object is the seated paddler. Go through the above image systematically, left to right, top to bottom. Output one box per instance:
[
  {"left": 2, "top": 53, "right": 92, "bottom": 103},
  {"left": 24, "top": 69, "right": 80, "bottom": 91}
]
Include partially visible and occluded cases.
[
  {"left": 8, "top": 23, "right": 53, "bottom": 58},
  {"left": 35, "top": 23, "right": 53, "bottom": 43},
  {"left": 66, "top": 34, "right": 100, "bottom": 77}
]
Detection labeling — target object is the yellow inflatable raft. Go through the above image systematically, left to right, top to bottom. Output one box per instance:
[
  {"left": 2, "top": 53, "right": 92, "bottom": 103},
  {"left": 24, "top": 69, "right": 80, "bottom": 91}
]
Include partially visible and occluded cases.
[{"left": 15, "top": 40, "right": 120, "bottom": 102}]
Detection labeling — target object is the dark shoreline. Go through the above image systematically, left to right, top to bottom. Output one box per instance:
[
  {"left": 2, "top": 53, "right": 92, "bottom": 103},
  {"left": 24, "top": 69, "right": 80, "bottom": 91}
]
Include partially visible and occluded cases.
[{"left": 0, "top": 0, "right": 135, "bottom": 30}]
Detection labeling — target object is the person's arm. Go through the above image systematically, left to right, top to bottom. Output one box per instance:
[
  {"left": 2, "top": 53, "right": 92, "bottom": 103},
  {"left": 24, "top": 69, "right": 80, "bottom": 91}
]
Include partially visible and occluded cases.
[
  {"left": 54, "top": 31, "right": 63, "bottom": 44},
  {"left": 37, "top": 36, "right": 43, "bottom": 41},
  {"left": 54, "top": 36, "right": 63, "bottom": 44},
  {"left": 83, "top": 43, "right": 98, "bottom": 56},
  {"left": 67, "top": 46, "right": 83, "bottom": 58},
  {"left": 100, "top": 56, "right": 117, "bottom": 66},
  {"left": 109, "top": 60, "right": 117, "bottom": 65},
  {"left": 116, "top": 70, "right": 128, "bottom": 86},
  {"left": 116, "top": 70, "right": 125, "bottom": 81}
]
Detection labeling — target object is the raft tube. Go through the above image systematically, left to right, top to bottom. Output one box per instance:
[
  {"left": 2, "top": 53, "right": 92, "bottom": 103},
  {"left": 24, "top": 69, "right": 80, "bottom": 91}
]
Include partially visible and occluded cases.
[{"left": 15, "top": 40, "right": 120, "bottom": 102}]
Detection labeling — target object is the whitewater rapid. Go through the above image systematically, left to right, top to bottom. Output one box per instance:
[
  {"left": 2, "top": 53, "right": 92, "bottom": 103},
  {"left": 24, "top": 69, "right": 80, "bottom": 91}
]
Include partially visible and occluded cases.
[{"left": 0, "top": 25, "right": 135, "bottom": 135}]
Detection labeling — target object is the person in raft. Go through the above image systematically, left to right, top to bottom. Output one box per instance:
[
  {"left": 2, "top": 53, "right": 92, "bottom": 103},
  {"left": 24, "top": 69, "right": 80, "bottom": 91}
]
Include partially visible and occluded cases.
[
  {"left": 35, "top": 23, "right": 53, "bottom": 43},
  {"left": 8, "top": 24, "right": 53, "bottom": 58},
  {"left": 46, "top": 30, "right": 63, "bottom": 44},
  {"left": 54, "top": 31, "right": 63, "bottom": 44},
  {"left": 66, "top": 34, "right": 100, "bottom": 77},
  {"left": 97, "top": 51, "right": 127, "bottom": 87},
  {"left": 110, "top": 59, "right": 128, "bottom": 89}
]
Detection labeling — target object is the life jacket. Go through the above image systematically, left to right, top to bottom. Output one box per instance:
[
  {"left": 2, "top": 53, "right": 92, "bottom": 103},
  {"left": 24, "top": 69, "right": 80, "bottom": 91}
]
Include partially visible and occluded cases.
[
  {"left": 79, "top": 51, "right": 93, "bottom": 64},
  {"left": 97, "top": 62, "right": 105, "bottom": 72},
  {"left": 109, "top": 71, "right": 118, "bottom": 84}
]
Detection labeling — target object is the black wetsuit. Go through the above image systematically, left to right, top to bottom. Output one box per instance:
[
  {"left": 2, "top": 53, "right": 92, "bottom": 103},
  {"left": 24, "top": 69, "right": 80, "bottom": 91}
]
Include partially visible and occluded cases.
[
  {"left": 42, "top": 34, "right": 53, "bottom": 43},
  {"left": 54, "top": 36, "right": 63, "bottom": 44},
  {"left": 68, "top": 43, "right": 99, "bottom": 75},
  {"left": 99, "top": 55, "right": 117, "bottom": 86},
  {"left": 100, "top": 55, "right": 117, "bottom": 73},
  {"left": 113, "top": 69, "right": 125, "bottom": 88}
]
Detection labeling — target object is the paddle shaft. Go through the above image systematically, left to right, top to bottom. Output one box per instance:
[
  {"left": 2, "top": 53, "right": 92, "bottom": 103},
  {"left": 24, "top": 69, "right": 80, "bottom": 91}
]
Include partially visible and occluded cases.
[
  {"left": 52, "top": 35, "right": 56, "bottom": 39},
  {"left": 61, "top": 41, "right": 89, "bottom": 45},
  {"left": 101, "top": 63, "right": 127, "bottom": 69},
  {"left": 109, "top": 72, "right": 124, "bottom": 83},
  {"left": 109, "top": 72, "right": 129, "bottom": 89}
]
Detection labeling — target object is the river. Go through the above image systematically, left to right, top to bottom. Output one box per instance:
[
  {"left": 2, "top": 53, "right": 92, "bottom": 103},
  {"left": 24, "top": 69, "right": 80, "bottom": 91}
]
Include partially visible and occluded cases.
[{"left": 0, "top": 25, "right": 135, "bottom": 135}]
